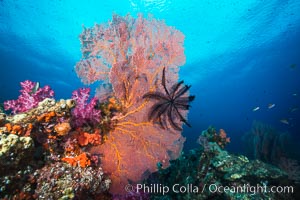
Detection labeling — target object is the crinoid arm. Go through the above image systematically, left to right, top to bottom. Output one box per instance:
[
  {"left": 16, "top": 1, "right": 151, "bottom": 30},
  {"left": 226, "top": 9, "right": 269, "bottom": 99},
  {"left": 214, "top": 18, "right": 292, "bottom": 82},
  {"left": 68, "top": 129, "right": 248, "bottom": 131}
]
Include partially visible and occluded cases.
[
  {"left": 143, "top": 67, "right": 195, "bottom": 131},
  {"left": 162, "top": 67, "right": 170, "bottom": 96},
  {"left": 170, "top": 80, "right": 184, "bottom": 99},
  {"left": 174, "top": 84, "right": 192, "bottom": 99},
  {"left": 142, "top": 91, "right": 169, "bottom": 101},
  {"left": 174, "top": 96, "right": 196, "bottom": 109},
  {"left": 148, "top": 102, "right": 169, "bottom": 122},
  {"left": 168, "top": 106, "right": 183, "bottom": 131},
  {"left": 173, "top": 106, "right": 192, "bottom": 128}
]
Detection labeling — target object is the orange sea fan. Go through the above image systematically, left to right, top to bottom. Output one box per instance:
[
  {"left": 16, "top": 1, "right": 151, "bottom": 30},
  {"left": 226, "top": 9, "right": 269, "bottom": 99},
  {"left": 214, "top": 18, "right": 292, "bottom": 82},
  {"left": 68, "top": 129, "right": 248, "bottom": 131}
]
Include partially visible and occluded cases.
[
  {"left": 76, "top": 14, "right": 188, "bottom": 195},
  {"left": 76, "top": 14, "right": 185, "bottom": 99},
  {"left": 92, "top": 65, "right": 186, "bottom": 194},
  {"left": 90, "top": 110, "right": 185, "bottom": 194}
]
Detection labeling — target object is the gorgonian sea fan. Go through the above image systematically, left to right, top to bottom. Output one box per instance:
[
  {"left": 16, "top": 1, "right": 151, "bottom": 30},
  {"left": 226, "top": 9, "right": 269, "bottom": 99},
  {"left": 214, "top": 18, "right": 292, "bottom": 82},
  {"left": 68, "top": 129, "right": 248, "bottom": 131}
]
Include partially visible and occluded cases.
[
  {"left": 75, "top": 13, "right": 185, "bottom": 98},
  {"left": 76, "top": 14, "right": 187, "bottom": 194},
  {"left": 4, "top": 80, "right": 54, "bottom": 114}
]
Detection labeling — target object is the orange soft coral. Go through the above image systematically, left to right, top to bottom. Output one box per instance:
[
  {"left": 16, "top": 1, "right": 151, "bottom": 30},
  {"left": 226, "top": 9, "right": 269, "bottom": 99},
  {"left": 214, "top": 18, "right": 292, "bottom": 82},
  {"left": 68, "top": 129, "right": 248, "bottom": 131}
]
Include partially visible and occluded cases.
[
  {"left": 37, "top": 111, "right": 56, "bottom": 122},
  {"left": 54, "top": 122, "right": 71, "bottom": 136},
  {"left": 4, "top": 123, "right": 24, "bottom": 135},
  {"left": 4, "top": 123, "right": 12, "bottom": 132},
  {"left": 24, "top": 123, "right": 33, "bottom": 136},
  {"left": 11, "top": 124, "right": 23, "bottom": 135},
  {"left": 218, "top": 129, "right": 230, "bottom": 148},
  {"left": 76, "top": 130, "right": 101, "bottom": 146},
  {"left": 61, "top": 152, "right": 91, "bottom": 168}
]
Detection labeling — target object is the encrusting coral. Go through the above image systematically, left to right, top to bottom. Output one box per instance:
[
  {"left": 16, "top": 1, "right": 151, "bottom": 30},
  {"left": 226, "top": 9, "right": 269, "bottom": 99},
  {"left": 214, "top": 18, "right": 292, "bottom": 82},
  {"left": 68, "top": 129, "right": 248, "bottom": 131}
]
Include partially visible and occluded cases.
[
  {"left": 0, "top": 96, "right": 110, "bottom": 198},
  {"left": 54, "top": 122, "right": 72, "bottom": 136},
  {"left": 145, "top": 127, "right": 294, "bottom": 200},
  {"left": 0, "top": 134, "right": 34, "bottom": 173},
  {"left": 61, "top": 152, "right": 91, "bottom": 168},
  {"left": 35, "top": 162, "right": 111, "bottom": 199}
]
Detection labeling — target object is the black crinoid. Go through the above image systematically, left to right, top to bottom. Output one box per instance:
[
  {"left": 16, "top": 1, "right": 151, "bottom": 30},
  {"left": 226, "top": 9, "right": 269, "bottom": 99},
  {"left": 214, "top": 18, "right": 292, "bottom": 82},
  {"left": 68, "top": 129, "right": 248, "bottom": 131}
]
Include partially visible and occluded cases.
[{"left": 143, "top": 67, "right": 195, "bottom": 131}]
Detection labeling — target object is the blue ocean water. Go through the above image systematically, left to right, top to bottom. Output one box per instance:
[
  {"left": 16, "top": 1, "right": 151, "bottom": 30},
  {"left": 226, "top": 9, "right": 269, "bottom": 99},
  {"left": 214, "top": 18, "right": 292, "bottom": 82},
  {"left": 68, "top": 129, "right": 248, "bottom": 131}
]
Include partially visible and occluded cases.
[{"left": 0, "top": 0, "right": 299, "bottom": 155}]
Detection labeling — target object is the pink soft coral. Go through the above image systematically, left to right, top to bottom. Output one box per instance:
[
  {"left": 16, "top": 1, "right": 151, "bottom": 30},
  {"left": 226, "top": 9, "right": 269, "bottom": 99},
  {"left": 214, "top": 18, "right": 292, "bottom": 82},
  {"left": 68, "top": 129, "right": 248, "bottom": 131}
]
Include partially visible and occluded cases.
[
  {"left": 4, "top": 80, "right": 54, "bottom": 114},
  {"left": 71, "top": 88, "right": 101, "bottom": 127}
]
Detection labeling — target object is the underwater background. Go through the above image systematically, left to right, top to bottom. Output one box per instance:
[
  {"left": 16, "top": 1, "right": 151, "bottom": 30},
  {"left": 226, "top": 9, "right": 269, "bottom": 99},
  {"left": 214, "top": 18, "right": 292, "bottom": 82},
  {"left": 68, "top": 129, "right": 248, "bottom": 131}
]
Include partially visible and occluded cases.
[
  {"left": 1, "top": 0, "right": 300, "bottom": 199},
  {"left": 1, "top": 0, "right": 300, "bottom": 153}
]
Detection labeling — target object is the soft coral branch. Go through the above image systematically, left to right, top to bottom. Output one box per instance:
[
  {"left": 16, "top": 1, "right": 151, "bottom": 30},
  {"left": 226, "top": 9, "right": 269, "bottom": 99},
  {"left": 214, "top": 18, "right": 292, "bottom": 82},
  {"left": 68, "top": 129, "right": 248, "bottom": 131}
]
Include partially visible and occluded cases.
[
  {"left": 4, "top": 80, "right": 54, "bottom": 114},
  {"left": 71, "top": 88, "right": 101, "bottom": 127}
]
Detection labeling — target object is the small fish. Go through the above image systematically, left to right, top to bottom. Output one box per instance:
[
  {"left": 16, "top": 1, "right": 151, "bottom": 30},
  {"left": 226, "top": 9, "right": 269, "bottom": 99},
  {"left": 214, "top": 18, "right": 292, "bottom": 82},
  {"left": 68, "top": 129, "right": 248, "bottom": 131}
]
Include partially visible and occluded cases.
[
  {"left": 30, "top": 82, "right": 40, "bottom": 94},
  {"left": 292, "top": 93, "right": 297, "bottom": 97},
  {"left": 268, "top": 103, "right": 275, "bottom": 109},
  {"left": 252, "top": 106, "right": 260, "bottom": 112},
  {"left": 289, "top": 107, "right": 299, "bottom": 113},
  {"left": 280, "top": 119, "right": 289, "bottom": 125}
]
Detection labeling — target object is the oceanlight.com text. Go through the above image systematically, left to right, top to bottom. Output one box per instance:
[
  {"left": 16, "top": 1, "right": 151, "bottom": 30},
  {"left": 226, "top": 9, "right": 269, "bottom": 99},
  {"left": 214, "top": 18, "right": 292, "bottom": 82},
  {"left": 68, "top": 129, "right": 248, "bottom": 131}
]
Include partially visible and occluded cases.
[{"left": 124, "top": 183, "right": 294, "bottom": 196}]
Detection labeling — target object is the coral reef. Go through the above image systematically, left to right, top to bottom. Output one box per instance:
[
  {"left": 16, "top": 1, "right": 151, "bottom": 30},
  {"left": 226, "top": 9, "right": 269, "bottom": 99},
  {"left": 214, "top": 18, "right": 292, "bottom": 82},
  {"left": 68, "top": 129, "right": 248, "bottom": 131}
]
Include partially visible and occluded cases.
[
  {"left": 1, "top": 11, "right": 299, "bottom": 199},
  {"left": 1, "top": 93, "right": 298, "bottom": 199},
  {"left": 0, "top": 97, "right": 111, "bottom": 199},
  {"left": 0, "top": 113, "right": 6, "bottom": 126},
  {"left": 91, "top": 120, "right": 186, "bottom": 194},
  {"left": 199, "top": 126, "right": 230, "bottom": 149},
  {"left": 145, "top": 127, "right": 297, "bottom": 200},
  {"left": 0, "top": 134, "right": 34, "bottom": 175},
  {"left": 61, "top": 152, "right": 91, "bottom": 168},
  {"left": 278, "top": 157, "right": 300, "bottom": 184},
  {"left": 35, "top": 162, "right": 111, "bottom": 199},
  {"left": 112, "top": 184, "right": 150, "bottom": 200}
]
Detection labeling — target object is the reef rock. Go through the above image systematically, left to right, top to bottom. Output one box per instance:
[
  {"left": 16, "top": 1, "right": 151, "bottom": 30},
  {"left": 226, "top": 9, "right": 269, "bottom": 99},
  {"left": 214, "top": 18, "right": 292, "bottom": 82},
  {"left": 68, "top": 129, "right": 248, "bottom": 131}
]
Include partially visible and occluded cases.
[
  {"left": 0, "top": 133, "right": 34, "bottom": 175},
  {"left": 146, "top": 141, "right": 295, "bottom": 200},
  {"left": 35, "top": 162, "right": 111, "bottom": 199}
]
